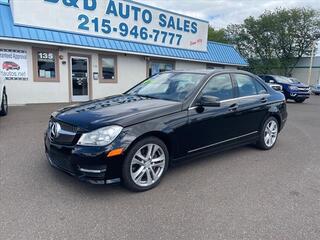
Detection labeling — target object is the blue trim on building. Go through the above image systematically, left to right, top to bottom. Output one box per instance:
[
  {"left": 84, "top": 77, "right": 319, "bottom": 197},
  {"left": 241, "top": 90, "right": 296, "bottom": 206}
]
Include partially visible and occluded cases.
[{"left": 0, "top": 3, "right": 248, "bottom": 66}]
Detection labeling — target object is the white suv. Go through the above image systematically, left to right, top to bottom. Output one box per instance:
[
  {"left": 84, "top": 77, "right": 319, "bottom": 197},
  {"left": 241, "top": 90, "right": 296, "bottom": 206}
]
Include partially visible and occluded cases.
[{"left": 0, "top": 75, "right": 8, "bottom": 116}]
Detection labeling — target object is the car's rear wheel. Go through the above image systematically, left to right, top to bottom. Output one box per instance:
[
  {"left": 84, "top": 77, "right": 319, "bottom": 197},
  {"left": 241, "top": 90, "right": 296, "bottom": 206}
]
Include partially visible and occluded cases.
[
  {"left": 0, "top": 90, "right": 8, "bottom": 116},
  {"left": 295, "top": 99, "right": 305, "bottom": 103},
  {"left": 256, "top": 117, "right": 279, "bottom": 150},
  {"left": 122, "top": 137, "right": 169, "bottom": 192}
]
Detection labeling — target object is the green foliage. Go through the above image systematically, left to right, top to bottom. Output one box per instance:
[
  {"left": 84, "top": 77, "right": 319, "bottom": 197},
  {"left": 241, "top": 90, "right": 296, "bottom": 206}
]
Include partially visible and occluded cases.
[
  {"left": 226, "top": 8, "right": 320, "bottom": 75},
  {"left": 208, "top": 26, "right": 229, "bottom": 44}
]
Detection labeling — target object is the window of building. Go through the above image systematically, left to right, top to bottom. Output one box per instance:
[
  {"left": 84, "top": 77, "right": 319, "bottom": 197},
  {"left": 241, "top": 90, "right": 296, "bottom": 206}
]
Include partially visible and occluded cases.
[
  {"left": 33, "top": 48, "right": 59, "bottom": 82},
  {"left": 99, "top": 55, "right": 117, "bottom": 83},
  {"left": 148, "top": 61, "right": 174, "bottom": 77},
  {"left": 207, "top": 64, "right": 225, "bottom": 69},
  {"left": 201, "top": 74, "right": 234, "bottom": 100}
]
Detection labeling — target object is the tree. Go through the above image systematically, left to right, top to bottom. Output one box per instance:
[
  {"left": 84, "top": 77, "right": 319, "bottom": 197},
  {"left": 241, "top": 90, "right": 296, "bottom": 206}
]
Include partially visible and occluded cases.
[
  {"left": 225, "top": 8, "right": 320, "bottom": 75},
  {"left": 208, "top": 26, "right": 229, "bottom": 44}
]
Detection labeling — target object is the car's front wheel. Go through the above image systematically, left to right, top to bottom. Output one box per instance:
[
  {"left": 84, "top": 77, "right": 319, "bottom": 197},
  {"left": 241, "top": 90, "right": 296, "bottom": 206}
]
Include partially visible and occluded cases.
[
  {"left": 0, "top": 89, "right": 8, "bottom": 116},
  {"left": 295, "top": 98, "right": 305, "bottom": 103},
  {"left": 256, "top": 117, "right": 279, "bottom": 150},
  {"left": 122, "top": 137, "right": 169, "bottom": 192}
]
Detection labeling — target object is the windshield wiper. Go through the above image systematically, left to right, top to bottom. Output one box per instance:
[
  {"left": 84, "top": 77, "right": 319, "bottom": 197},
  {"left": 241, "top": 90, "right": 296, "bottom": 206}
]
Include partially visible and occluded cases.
[{"left": 134, "top": 94, "right": 160, "bottom": 99}]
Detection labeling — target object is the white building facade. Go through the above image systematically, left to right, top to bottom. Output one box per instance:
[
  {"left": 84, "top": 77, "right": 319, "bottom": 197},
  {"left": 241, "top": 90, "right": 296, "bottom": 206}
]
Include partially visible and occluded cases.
[
  {"left": 0, "top": 0, "right": 247, "bottom": 105},
  {"left": 291, "top": 56, "right": 320, "bottom": 85}
]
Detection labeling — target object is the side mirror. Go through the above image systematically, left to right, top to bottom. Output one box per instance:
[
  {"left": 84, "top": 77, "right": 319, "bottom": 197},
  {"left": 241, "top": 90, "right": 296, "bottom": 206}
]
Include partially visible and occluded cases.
[{"left": 199, "top": 95, "right": 221, "bottom": 107}]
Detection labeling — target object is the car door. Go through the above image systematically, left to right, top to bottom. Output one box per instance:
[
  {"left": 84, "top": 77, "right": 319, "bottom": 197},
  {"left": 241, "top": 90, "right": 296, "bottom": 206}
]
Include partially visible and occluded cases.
[
  {"left": 186, "top": 74, "right": 240, "bottom": 153},
  {"left": 232, "top": 74, "right": 269, "bottom": 136}
]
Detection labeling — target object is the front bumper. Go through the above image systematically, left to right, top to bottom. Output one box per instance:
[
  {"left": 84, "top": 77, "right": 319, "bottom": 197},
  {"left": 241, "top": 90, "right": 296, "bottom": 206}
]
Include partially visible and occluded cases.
[
  {"left": 286, "top": 91, "right": 310, "bottom": 99},
  {"left": 45, "top": 132, "right": 124, "bottom": 184}
]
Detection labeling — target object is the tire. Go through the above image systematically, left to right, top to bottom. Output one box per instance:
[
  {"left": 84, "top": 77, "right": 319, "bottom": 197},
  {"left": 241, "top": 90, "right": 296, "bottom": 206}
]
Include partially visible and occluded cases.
[
  {"left": 0, "top": 90, "right": 8, "bottom": 116},
  {"left": 295, "top": 99, "right": 305, "bottom": 103},
  {"left": 256, "top": 117, "right": 279, "bottom": 150},
  {"left": 122, "top": 137, "right": 169, "bottom": 192}
]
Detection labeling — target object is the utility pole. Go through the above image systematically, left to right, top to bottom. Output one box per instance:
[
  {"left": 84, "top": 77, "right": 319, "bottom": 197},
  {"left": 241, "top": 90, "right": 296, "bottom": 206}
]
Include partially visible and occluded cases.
[{"left": 307, "top": 41, "right": 315, "bottom": 86}]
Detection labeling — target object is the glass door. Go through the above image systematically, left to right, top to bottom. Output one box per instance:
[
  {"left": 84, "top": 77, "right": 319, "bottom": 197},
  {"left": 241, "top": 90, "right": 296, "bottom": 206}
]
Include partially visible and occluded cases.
[{"left": 71, "top": 57, "right": 89, "bottom": 102}]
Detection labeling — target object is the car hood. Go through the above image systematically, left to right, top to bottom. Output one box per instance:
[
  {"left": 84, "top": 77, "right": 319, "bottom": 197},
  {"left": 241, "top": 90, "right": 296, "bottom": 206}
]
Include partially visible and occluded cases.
[{"left": 54, "top": 95, "right": 182, "bottom": 130}]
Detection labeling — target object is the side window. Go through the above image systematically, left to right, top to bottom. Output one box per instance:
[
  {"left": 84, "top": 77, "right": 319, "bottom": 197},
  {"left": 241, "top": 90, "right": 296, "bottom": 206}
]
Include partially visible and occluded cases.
[
  {"left": 201, "top": 74, "right": 234, "bottom": 101},
  {"left": 234, "top": 74, "right": 258, "bottom": 97},
  {"left": 255, "top": 81, "right": 267, "bottom": 94}
]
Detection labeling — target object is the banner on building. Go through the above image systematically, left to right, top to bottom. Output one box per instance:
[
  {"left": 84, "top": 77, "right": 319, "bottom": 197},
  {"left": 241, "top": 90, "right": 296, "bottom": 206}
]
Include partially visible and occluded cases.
[
  {"left": 11, "top": 0, "right": 208, "bottom": 52},
  {"left": 0, "top": 49, "right": 28, "bottom": 80}
]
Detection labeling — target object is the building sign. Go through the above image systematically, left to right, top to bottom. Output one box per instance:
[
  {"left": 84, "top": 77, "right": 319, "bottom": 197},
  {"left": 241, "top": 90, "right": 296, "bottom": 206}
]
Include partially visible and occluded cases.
[
  {"left": 11, "top": 0, "right": 208, "bottom": 52},
  {"left": 0, "top": 49, "right": 28, "bottom": 81}
]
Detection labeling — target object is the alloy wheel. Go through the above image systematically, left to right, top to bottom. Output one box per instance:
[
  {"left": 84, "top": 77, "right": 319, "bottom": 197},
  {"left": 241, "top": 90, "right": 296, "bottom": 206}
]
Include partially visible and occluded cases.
[
  {"left": 264, "top": 120, "right": 278, "bottom": 147},
  {"left": 130, "top": 143, "right": 166, "bottom": 187}
]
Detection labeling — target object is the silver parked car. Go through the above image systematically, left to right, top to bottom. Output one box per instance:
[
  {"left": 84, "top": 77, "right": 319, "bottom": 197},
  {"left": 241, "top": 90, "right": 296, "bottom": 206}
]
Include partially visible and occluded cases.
[{"left": 311, "top": 84, "right": 320, "bottom": 95}]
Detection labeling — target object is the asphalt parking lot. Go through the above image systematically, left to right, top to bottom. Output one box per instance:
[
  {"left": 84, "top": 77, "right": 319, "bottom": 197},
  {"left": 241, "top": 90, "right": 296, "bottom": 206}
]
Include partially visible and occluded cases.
[{"left": 1, "top": 97, "right": 320, "bottom": 240}]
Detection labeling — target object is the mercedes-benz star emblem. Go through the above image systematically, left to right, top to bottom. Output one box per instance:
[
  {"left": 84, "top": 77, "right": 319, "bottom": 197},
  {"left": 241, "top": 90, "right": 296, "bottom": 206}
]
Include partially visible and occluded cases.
[{"left": 50, "top": 122, "right": 61, "bottom": 140}]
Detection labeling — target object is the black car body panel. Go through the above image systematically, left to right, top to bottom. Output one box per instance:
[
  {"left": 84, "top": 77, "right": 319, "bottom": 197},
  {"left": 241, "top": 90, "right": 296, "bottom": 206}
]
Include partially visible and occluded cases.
[
  {"left": 45, "top": 70, "right": 287, "bottom": 184},
  {"left": 54, "top": 95, "right": 183, "bottom": 130}
]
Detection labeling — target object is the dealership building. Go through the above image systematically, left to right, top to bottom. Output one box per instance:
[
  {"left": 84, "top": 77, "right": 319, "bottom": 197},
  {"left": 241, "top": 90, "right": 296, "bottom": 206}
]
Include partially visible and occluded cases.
[{"left": 0, "top": 0, "right": 247, "bottom": 105}]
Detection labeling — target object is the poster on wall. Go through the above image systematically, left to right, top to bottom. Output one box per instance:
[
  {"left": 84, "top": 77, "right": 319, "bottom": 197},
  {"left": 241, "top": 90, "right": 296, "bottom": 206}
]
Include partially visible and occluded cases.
[{"left": 0, "top": 49, "right": 28, "bottom": 80}]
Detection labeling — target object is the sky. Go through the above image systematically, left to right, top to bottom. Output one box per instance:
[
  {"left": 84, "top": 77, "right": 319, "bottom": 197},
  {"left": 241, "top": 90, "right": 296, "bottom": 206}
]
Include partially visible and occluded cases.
[{"left": 138, "top": 0, "right": 320, "bottom": 55}]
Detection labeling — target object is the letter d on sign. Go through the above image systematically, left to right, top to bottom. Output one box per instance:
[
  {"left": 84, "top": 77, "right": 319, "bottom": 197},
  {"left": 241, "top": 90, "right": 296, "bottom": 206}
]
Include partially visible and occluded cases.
[{"left": 44, "top": 0, "right": 59, "bottom": 3}]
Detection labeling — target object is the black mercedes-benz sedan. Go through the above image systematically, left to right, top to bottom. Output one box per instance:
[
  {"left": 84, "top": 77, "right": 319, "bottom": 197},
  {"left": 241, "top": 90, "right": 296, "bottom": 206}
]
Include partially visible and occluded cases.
[{"left": 45, "top": 70, "right": 287, "bottom": 191}]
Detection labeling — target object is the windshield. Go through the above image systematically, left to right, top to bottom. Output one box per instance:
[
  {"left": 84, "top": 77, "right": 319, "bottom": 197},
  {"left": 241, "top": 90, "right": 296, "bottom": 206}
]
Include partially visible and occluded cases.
[
  {"left": 126, "top": 72, "right": 205, "bottom": 102},
  {"left": 273, "top": 76, "right": 294, "bottom": 84},
  {"left": 290, "top": 78, "right": 300, "bottom": 83}
]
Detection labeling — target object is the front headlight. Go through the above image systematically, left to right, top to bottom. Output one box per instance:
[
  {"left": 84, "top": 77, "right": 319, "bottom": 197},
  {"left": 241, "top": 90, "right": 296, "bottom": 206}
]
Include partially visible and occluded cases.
[
  {"left": 289, "top": 86, "right": 298, "bottom": 91},
  {"left": 51, "top": 111, "right": 59, "bottom": 118},
  {"left": 77, "top": 125, "right": 123, "bottom": 146}
]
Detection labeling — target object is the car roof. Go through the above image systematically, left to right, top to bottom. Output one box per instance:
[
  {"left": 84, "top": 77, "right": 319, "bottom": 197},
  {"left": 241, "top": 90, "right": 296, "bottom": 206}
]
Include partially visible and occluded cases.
[{"left": 164, "top": 69, "right": 255, "bottom": 76}]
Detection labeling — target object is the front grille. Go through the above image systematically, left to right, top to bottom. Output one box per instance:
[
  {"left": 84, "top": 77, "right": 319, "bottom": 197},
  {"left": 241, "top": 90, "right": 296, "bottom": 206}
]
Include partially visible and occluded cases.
[
  {"left": 297, "top": 87, "right": 309, "bottom": 92},
  {"left": 48, "top": 119, "right": 78, "bottom": 145},
  {"left": 58, "top": 121, "right": 78, "bottom": 133},
  {"left": 49, "top": 151, "right": 75, "bottom": 173}
]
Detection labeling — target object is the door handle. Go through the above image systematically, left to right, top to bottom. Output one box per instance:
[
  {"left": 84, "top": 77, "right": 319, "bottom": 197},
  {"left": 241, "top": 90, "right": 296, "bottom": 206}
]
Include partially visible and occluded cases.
[
  {"left": 260, "top": 97, "right": 267, "bottom": 103},
  {"left": 228, "top": 103, "right": 239, "bottom": 112}
]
